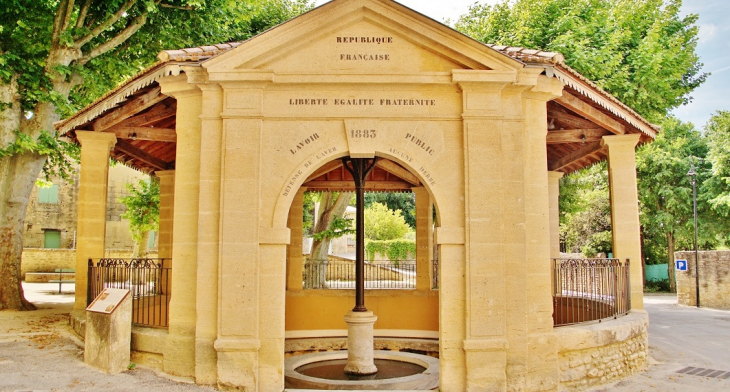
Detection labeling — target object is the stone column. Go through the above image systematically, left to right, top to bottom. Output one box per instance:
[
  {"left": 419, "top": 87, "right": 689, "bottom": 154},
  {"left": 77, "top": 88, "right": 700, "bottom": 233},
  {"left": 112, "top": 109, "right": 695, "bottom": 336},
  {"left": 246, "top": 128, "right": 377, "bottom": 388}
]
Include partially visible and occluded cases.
[
  {"left": 159, "top": 74, "right": 202, "bottom": 377},
  {"left": 195, "top": 82, "right": 224, "bottom": 384},
  {"left": 74, "top": 131, "right": 116, "bottom": 311},
  {"left": 602, "top": 134, "right": 644, "bottom": 310},
  {"left": 156, "top": 170, "right": 175, "bottom": 261},
  {"left": 548, "top": 171, "right": 563, "bottom": 297},
  {"left": 548, "top": 172, "right": 563, "bottom": 260},
  {"left": 287, "top": 187, "right": 306, "bottom": 291},
  {"left": 413, "top": 187, "right": 433, "bottom": 291}
]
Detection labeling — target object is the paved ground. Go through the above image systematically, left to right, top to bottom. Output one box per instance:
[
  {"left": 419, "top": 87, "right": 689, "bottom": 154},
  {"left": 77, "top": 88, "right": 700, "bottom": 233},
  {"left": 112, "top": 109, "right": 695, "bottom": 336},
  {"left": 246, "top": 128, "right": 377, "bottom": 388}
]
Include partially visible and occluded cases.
[
  {"left": 0, "top": 283, "right": 215, "bottom": 392},
  {"left": 2, "top": 285, "right": 729, "bottom": 391},
  {"left": 592, "top": 293, "right": 730, "bottom": 391}
]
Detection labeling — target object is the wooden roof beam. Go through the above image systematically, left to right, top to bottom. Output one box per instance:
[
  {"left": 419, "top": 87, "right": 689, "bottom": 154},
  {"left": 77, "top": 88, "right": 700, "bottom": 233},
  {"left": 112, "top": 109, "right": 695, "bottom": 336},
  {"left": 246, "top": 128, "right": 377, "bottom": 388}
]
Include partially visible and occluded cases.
[
  {"left": 92, "top": 87, "right": 165, "bottom": 132},
  {"left": 555, "top": 91, "right": 626, "bottom": 134},
  {"left": 117, "top": 102, "right": 177, "bottom": 128},
  {"left": 108, "top": 127, "right": 177, "bottom": 142},
  {"left": 546, "top": 128, "right": 609, "bottom": 144},
  {"left": 115, "top": 140, "right": 173, "bottom": 171},
  {"left": 548, "top": 141, "right": 603, "bottom": 172},
  {"left": 306, "top": 160, "right": 344, "bottom": 182},
  {"left": 375, "top": 160, "right": 421, "bottom": 186},
  {"left": 302, "top": 180, "right": 413, "bottom": 191}
]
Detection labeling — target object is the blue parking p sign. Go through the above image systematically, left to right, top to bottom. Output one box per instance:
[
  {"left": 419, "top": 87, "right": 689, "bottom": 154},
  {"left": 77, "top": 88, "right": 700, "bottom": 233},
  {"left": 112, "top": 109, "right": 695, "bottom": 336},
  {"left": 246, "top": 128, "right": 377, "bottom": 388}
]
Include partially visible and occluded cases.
[{"left": 676, "top": 259, "right": 688, "bottom": 271}]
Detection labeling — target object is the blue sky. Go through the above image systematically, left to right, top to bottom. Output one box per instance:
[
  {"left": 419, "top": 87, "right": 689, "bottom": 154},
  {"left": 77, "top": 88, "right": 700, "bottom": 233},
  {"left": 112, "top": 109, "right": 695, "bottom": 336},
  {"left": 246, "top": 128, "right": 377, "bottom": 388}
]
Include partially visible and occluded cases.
[{"left": 314, "top": 0, "right": 729, "bottom": 129}]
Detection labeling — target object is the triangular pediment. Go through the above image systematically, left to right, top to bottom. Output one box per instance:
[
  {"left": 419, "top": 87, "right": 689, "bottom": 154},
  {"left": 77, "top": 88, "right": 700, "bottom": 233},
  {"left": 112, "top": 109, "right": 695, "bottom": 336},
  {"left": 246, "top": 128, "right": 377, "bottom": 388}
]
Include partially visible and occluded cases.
[{"left": 203, "top": 0, "right": 523, "bottom": 74}]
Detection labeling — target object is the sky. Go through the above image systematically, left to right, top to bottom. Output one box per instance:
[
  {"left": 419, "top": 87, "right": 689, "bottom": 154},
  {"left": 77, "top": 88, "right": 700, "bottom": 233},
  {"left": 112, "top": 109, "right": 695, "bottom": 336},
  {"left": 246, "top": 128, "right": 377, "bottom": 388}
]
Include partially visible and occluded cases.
[{"left": 313, "top": 0, "right": 730, "bottom": 129}]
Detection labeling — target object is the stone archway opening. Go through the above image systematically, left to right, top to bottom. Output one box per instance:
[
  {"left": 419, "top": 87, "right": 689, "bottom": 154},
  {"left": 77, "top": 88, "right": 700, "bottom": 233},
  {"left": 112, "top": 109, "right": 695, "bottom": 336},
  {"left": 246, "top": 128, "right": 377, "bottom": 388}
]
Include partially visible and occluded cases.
[{"left": 283, "top": 153, "right": 442, "bottom": 388}]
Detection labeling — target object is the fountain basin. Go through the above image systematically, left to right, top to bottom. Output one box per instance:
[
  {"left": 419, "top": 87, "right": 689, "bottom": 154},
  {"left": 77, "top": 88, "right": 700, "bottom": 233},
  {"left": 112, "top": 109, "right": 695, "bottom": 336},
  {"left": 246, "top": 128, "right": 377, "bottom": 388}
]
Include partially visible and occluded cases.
[{"left": 285, "top": 350, "right": 439, "bottom": 390}]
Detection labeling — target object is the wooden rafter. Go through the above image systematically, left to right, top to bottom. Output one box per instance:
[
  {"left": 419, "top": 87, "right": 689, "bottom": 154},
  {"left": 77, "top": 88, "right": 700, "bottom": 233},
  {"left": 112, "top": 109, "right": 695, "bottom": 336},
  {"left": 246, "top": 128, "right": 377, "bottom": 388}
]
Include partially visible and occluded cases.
[
  {"left": 92, "top": 87, "right": 165, "bottom": 132},
  {"left": 555, "top": 91, "right": 626, "bottom": 134},
  {"left": 116, "top": 102, "right": 176, "bottom": 128},
  {"left": 548, "top": 107, "right": 598, "bottom": 130},
  {"left": 107, "top": 127, "right": 176, "bottom": 142},
  {"left": 546, "top": 128, "right": 609, "bottom": 144},
  {"left": 115, "top": 140, "right": 172, "bottom": 171},
  {"left": 548, "top": 141, "right": 603, "bottom": 171},
  {"left": 306, "top": 160, "right": 344, "bottom": 182},
  {"left": 375, "top": 160, "right": 420, "bottom": 186},
  {"left": 302, "top": 180, "right": 413, "bottom": 191}
]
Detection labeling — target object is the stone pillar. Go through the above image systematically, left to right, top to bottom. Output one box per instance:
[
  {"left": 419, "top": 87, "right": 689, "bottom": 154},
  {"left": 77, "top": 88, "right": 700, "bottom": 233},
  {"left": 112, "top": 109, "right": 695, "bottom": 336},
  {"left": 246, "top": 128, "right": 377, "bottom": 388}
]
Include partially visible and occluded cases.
[
  {"left": 456, "top": 70, "right": 563, "bottom": 391},
  {"left": 159, "top": 74, "right": 202, "bottom": 377},
  {"left": 195, "top": 82, "right": 224, "bottom": 384},
  {"left": 215, "top": 83, "right": 268, "bottom": 390},
  {"left": 74, "top": 131, "right": 116, "bottom": 310},
  {"left": 602, "top": 134, "right": 644, "bottom": 310},
  {"left": 156, "top": 170, "right": 175, "bottom": 260},
  {"left": 156, "top": 171, "right": 174, "bottom": 297},
  {"left": 548, "top": 171, "right": 563, "bottom": 297},
  {"left": 548, "top": 172, "right": 563, "bottom": 260},
  {"left": 413, "top": 187, "right": 434, "bottom": 291},
  {"left": 287, "top": 188, "right": 306, "bottom": 291},
  {"left": 435, "top": 232, "right": 466, "bottom": 391},
  {"left": 344, "top": 310, "right": 378, "bottom": 375}
]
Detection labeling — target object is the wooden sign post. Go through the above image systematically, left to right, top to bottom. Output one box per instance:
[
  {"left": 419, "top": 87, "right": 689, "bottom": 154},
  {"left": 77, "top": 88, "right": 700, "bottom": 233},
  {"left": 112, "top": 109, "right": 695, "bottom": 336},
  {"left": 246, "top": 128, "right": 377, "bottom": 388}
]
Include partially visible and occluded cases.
[{"left": 85, "top": 288, "right": 132, "bottom": 373}]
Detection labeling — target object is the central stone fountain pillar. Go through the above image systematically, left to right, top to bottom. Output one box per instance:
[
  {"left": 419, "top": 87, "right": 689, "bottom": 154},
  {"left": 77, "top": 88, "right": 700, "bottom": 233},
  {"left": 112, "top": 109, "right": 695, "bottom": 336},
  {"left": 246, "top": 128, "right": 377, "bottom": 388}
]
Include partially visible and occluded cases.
[{"left": 344, "top": 310, "right": 378, "bottom": 375}]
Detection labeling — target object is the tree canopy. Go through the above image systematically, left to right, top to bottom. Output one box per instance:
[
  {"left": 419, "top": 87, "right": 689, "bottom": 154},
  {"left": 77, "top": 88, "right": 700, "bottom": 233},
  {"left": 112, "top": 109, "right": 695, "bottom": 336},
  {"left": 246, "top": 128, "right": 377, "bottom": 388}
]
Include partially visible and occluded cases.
[
  {"left": 0, "top": 0, "right": 312, "bottom": 310},
  {"left": 455, "top": 0, "right": 705, "bottom": 122},
  {"left": 119, "top": 178, "right": 160, "bottom": 257}
]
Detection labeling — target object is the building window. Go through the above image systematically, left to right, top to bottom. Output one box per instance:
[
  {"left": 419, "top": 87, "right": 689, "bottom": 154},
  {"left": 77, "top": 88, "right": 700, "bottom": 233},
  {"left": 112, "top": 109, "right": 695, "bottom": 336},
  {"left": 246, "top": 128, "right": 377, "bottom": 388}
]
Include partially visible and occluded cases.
[
  {"left": 38, "top": 184, "right": 59, "bottom": 204},
  {"left": 43, "top": 230, "right": 61, "bottom": 249},
  {"left": 147, "top": 230, "right": 157, "bottom": 249}
]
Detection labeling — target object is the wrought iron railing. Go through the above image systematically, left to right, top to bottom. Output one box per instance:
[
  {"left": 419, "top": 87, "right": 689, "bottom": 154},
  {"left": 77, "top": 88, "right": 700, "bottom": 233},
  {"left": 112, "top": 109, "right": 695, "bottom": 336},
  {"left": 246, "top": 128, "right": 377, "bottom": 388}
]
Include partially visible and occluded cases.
[
  {"left": 88, "top": 258, "right": 171, "bottom": 328},
  {"left": 552, "top": 258, "right": 630, "bottom": 327},
  {"left": 303, "top": 259, "right": 416, "bottom": 289}
]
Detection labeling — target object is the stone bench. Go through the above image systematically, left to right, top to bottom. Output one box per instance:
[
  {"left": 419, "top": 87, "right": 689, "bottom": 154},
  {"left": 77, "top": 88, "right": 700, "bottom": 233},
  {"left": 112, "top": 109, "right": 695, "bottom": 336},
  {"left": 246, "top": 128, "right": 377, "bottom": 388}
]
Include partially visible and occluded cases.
[{"left": 25, "top": 271, "right": 76, "bottom": 283}]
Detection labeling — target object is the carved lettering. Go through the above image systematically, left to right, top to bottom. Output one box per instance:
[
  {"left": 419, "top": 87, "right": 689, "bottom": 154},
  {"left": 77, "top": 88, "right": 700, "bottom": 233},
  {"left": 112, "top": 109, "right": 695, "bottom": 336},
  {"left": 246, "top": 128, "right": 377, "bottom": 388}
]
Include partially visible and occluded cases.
[
  {"left": 336, "top": 37, "right": 393, "bottom": 44},
  {"left": 339, "top": 54, "right": 390, "bottom": 61},
  {"left": 350, "top": 130, "right": 377, "bottom": 139},
  {"left": 289, "top": 133, "right": 320, "bottom": 155},
  {"left": 405, "top": 133, "right": 435, "bottom": 155},
  {"left": 388, "top": 148, "right": 414, "bottom": 164}
]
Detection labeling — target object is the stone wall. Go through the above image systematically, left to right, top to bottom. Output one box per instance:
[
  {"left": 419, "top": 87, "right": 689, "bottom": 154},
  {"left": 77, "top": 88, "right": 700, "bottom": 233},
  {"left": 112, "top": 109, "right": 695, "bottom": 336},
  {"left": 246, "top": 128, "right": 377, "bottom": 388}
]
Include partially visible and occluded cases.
[
  {"left": 21, "top": 248, "right": 160, "bottom": 279},
  {"left": 21, "top": 249, "right": 76, "bottom": 277},
  {"left": 675, "top": 250, "right": 730, "bottom": 310},
  {"left": 555, "top": 312, "right": 648, "bottom": 390}
]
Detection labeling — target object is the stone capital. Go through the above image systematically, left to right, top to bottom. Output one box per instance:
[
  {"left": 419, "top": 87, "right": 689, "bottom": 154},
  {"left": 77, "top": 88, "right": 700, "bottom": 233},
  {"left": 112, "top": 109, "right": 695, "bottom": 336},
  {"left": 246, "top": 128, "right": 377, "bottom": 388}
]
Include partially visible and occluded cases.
[
  {"left": 158, "top": 73, "right": 201, "bottom": 98},
  {"left": 75, "top": 130, "right": 116, "bottom": 150},
  {"left": 601, "top": 134, "right": 641, "bottom": 149},
  {"left": 155, "top": 169, "right": 176, "bottom": 179},
  {"left": 548, "top": 171, "right": 565, "bottom": 181}
]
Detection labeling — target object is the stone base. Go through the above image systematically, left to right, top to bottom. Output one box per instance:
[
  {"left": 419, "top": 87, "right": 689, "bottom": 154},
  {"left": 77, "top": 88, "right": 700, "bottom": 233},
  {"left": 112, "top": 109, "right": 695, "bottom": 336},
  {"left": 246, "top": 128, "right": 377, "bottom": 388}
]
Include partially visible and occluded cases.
[{"left": 344, "top": 310, "right": 378, "bottom": 375}]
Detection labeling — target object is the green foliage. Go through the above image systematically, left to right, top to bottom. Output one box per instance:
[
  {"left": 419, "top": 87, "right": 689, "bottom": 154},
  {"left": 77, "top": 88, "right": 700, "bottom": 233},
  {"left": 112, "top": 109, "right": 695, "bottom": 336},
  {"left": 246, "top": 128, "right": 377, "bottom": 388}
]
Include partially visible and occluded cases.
[
  {"left": 455, "top": 0, "right": 705, "bottom": 122},
  {"left": 704, "top": 111, "right": 730, "bottom": 219},
  {"left": 0, "top": 130, "right": 80, "bottom": 182},
  {"left": 559, "top": 163, "right": 611, "bottom": 253},
  {"left": 119, "top": 178, "right": 160, "bottom": 243},
  {"left": 302, "top": 191, "right": 316, "bottom": 233},
  {"left": 364, "top": 192, "right": 416, "bottom": 228},
  {"left": 364, "top": 202, "right": 411, "bottom": 241},
  {"left": 310, "top": 216, "right": 354, "bottom": 241},
  {"left": 580, "top": 231, "right": 612, "bottom": 258},
  {"left": 365, "top": 239, "right": 416, "bottom": 263},
  {"left": 644, "top": 279, "right": 671, "bottom": 293}
]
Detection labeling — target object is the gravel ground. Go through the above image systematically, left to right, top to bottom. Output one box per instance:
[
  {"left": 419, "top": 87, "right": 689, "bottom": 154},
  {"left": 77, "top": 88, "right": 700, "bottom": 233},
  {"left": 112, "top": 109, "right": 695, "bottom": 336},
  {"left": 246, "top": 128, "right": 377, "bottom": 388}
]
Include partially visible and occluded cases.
[{"left": 0, "top": 283, "right": 217, "bottom": 392}]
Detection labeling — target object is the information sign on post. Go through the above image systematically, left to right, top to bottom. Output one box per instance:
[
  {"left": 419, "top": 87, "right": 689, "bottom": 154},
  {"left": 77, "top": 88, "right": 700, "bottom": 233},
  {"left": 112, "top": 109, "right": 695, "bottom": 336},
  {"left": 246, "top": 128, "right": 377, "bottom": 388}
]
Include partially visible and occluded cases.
[
  {"left": 676, "top": 259, "right": 688, "bottom": 271},
  {"left": 85, "top": 288, "right": 132, "bottom": 374}
]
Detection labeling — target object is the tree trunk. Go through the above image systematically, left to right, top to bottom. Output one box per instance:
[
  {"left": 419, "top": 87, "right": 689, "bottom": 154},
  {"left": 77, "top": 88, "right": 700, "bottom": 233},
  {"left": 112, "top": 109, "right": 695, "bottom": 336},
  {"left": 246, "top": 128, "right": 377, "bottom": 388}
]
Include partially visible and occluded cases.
[
  {"left": 0, "top": 76, "right": 40, "bottom": 310},
  {"left": 305, "top": 192, "right": 352, "bottom": 289},
  {"left": 132, "top": 230, "right": 150, "bottom": 258},
  {"left": 666, "top": 231, "right": 677, "bottom": 293}
]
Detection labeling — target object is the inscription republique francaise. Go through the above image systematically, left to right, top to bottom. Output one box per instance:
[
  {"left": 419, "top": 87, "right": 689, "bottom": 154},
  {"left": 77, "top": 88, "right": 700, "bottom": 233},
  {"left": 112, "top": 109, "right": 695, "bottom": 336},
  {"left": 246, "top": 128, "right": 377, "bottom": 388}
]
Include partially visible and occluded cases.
[{"left": 337, "top": 35, "right": 392, "bottom": 61}]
